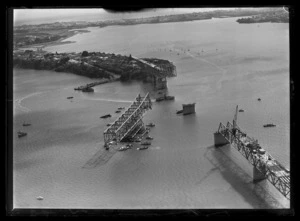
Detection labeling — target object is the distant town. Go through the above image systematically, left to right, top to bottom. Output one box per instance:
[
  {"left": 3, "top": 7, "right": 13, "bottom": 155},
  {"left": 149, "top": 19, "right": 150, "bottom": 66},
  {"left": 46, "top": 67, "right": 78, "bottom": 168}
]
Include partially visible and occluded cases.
[{"left": 13, "top": 8, "right": 288, "bottom": 49}]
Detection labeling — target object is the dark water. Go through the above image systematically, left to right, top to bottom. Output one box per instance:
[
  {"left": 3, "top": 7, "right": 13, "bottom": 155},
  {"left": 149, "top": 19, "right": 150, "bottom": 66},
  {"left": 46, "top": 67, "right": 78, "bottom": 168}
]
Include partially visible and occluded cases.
[{"left": 13, "top": 17, "right": 289, "bottom": 208}]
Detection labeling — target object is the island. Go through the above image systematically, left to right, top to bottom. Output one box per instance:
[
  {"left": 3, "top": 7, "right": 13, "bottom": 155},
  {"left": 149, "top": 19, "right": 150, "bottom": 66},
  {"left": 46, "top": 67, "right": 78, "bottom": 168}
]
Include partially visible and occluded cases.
[
  {"left": 13, "top": 8, "right": 281, "bottom": 49},
  {"left": 13, "top": 50, "right": 177, "bottom": 85}
]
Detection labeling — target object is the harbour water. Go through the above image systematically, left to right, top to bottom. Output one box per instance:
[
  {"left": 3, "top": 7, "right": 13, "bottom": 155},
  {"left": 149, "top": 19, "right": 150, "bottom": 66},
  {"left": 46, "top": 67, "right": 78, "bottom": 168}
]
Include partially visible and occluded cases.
[{"left": 13, "top": 16, "right": 289, "bottom": 208}]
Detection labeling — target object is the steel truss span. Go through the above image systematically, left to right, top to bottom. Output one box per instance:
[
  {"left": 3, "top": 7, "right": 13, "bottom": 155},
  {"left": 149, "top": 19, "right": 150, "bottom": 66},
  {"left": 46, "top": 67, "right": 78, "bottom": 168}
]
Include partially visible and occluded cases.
[
  {"left": 103, "top": 93, "right": 152, "bottom": 144},
  {"left": 216, "top": 122, "right": 290, "bottom": 200}
]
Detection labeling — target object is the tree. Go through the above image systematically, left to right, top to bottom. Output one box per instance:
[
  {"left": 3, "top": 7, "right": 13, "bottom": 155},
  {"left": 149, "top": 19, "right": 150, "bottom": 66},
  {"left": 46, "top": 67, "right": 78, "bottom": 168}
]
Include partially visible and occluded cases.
[{"left": 81, "top": 51, "right": 89, "bottom": 57}]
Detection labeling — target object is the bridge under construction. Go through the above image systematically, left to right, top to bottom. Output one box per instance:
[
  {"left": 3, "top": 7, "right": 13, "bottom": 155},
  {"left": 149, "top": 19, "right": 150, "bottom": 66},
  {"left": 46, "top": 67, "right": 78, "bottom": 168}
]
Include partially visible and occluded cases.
[
  {"left": 103, "top": 93, "right": 152, "bottom": 146},
  {"left": 214, "top": 106, "right": 290, "bottom": 200}
]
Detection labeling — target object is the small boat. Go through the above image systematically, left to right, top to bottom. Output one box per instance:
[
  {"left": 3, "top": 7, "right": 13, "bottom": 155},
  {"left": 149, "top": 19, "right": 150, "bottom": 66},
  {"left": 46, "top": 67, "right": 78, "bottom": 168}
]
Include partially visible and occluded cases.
[
  {"left": 82, "top": 87, "right": 94, "bottom": 92},
  {"left": 165, "top": 95, "right": 175, "bottom": 100},
  {"left": 67, "top": 96, "right": 73, "bottom": 99},
  {"left": 156, "top": 97, "right": 165, "bottom": 102},
  {"left": 258, "top": 98, "right": 261, "bottom": 101},
  {"left": 118, "top": 107, "right": 125, "bottom": 110},
  {"left": 239, "top": 109, "right": 244, "bottom": 112},
  {"left": 115, "top": 110, "right": 121, "bottom": 113},
  {"left": 176, "top": 110, "right": 183, "bottom": 114},
  {"left": 100, "top": 114, "right": 112, "bottom": 119},
  {"left": 22, "top": 122, "right": 31, "bottom": 126},
  {"left": 106, "top": 123, "right": 112, "bottom": 127},
  {"left": 146, "top": 123, "right": 155, "bottom": 127},
  {"left": 263, "top": 124, "right": 276, "bottom": 128},
  {"left": 18, "top": 131, "right": 27, "bottom": 138},
  {"left": 146, "top": 136, "right": 153, "bottom": 140},
  {"left": 135, "top": 138, "right": 142, "bottom": 142},
  {"left": 141, "top": 141, "right": 151, "bottom": 146},
  {"left": 118, "top": 145, "right": 131, "bottom": 151},
  {"left": 137, "top": 146, "right": 149, "bottom": 150},
  {"left": 258, "top": 148, "right": 266, "bottom": 155},
  {"left": 251, "top": 149, "right": 257, "bottom": 154},
  {"left": 36, "top": 196, "right": 44, "bottom": 200}
]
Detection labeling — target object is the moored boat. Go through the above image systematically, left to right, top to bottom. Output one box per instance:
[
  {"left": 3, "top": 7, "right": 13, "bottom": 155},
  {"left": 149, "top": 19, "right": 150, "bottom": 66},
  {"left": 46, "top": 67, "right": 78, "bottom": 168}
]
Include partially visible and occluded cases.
[
  {"left": 82, "top": 87, "right": 94, "bottom": 92},
  {"left": 165, "top": 95, "right": 175, "bottom": 100},
  {"left": 156, "top": 97, "right": 164, "bottom": 102},
  {"left": 176, "top": 110, "right": 183, "bottom": 114},
  {"left": 100, "top": 114, "right": 112, "bottom": 119},
  {"left": 146, "top": 122, "right": 155, "bottom": 127},
  {"left": 263, "top": 124, "right": 276, "bottom": 128},
  {"left": 18, "top": 131, "right": 27, "bottom": 138},
  {"left": 141, "top": 141, "right": 151, "bottom": 145},
  {"left": 118, "top": 145, "right": 132, "bottom": 151},
  {"left": 137, "top": 146, "right": 149, "bottom": 150},
  {"left": 258, "top": 148, "right": 266, "bottom": 155},
  {"left": 36, "top": 196, "right": 44, "bottom": 200}
]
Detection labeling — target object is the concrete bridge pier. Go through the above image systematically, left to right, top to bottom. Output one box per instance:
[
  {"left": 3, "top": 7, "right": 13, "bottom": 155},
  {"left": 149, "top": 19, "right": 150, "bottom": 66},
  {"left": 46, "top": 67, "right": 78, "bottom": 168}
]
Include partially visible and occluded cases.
[
  {"left": 153, "top": 76, "right": 167, "bottom": 90},
  {"left": 214, "top": 132, "right": 230, "bottom": 147},
  {"left": 253, "top": 167, "right": 267, "bottom": 183}
]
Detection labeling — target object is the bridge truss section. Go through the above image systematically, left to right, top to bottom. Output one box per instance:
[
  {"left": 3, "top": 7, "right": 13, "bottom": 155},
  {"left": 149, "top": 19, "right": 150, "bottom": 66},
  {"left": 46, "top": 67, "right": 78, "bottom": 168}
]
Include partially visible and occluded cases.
[
  {"left": 103, "top": 93, "right": 152, "bottom": 144},
  {"left": 217, "top": 122, "right": 290, "bottom": 200}
]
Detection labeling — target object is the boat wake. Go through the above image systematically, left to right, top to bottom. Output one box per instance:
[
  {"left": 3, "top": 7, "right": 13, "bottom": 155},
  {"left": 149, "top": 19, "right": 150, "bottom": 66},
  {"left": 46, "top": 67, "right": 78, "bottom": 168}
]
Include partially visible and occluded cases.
[
  {"left": 14, "top": 91, "right": 44, "bottom": 112},
  {"left": 81, "top": 96, "right": 132, "bottom": 103}
]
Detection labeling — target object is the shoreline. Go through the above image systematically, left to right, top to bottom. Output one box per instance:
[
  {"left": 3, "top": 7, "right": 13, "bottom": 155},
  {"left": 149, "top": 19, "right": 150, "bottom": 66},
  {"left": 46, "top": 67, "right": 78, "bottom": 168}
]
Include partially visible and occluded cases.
[
  {"left": 14, "top": 8, "right": 288, "bottom": 50},
  {"left": 17, "top": 29, "right": 90, "bottom": 51}
]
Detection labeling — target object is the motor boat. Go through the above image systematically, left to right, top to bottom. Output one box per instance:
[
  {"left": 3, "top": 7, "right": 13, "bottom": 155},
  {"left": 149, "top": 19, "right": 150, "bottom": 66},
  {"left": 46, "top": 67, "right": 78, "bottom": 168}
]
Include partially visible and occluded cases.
[
  {"left": 146, "top": 123, "right": 155, "bottom": 127},
  {"left": 263, "top": 124, "right": 276, "bottom": 128},
  {"left": 18, "top": 131, "right": 27, "bottom": 138},
  {"left": 145, "top": 136, "right": 153, "bottom": 140},
  {"left": 137, "top": 146, "right": 149, "bottom": 150}
]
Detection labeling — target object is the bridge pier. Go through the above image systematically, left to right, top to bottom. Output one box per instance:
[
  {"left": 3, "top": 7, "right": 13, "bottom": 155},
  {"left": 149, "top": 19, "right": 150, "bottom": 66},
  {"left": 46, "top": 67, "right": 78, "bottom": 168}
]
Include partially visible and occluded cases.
[
  {"left": 153, "top": 76, "right": 167, "bottom": 90},
  {"left": 214, "top": 132, "right": 230, "bottom": 147},
  {"left": 253, "top": 167, "right": 266, "bottom": 183}
]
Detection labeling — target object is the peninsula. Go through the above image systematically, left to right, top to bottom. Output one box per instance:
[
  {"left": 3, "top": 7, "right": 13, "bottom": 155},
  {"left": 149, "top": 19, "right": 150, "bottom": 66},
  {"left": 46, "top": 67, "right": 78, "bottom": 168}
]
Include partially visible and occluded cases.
[
  {"left": 13, "top": 8, "right": 283, "bottom": 49},
  {"left": 236, "top": 9, "right": 289, "bottom": 23},
  {"left": 13, "top": 50, "right": 177, "bottom": 83}
]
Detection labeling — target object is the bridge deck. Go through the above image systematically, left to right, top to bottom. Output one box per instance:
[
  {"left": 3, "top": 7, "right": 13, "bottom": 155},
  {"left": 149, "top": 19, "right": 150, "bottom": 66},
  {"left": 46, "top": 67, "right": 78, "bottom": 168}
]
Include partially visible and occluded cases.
[{"left": 217, "top": 122, "right": 290, "bottom": 199}]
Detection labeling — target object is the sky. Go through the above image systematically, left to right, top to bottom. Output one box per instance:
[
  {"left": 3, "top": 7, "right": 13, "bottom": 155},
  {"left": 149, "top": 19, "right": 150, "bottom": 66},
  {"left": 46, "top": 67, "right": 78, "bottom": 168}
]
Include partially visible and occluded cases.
[{"left": 13, "top": 8, "right": 241, "bottom": 26}]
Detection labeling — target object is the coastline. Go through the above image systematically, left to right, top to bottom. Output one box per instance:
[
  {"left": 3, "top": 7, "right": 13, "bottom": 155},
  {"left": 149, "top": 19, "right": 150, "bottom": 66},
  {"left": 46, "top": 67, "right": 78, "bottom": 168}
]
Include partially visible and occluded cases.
[
  {"left": 14, "top": 8, "right": 288, "bottom": 50},
  {"left": 17, "top": 29, "right": 90, "bottom": 51}
]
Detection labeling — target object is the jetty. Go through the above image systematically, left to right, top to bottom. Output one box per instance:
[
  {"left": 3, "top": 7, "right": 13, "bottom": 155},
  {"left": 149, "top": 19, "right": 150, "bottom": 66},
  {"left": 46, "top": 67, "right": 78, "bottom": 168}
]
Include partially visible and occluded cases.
[{"left": 74, "top": 79, "right": 112, "bottom": 91}]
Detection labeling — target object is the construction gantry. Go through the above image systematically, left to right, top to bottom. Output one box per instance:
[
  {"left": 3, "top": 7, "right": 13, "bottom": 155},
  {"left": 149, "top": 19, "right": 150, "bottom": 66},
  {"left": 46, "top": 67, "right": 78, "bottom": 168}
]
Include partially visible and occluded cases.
[{"left": 103, "top": 93, "right": 152, "bottom": 145}]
